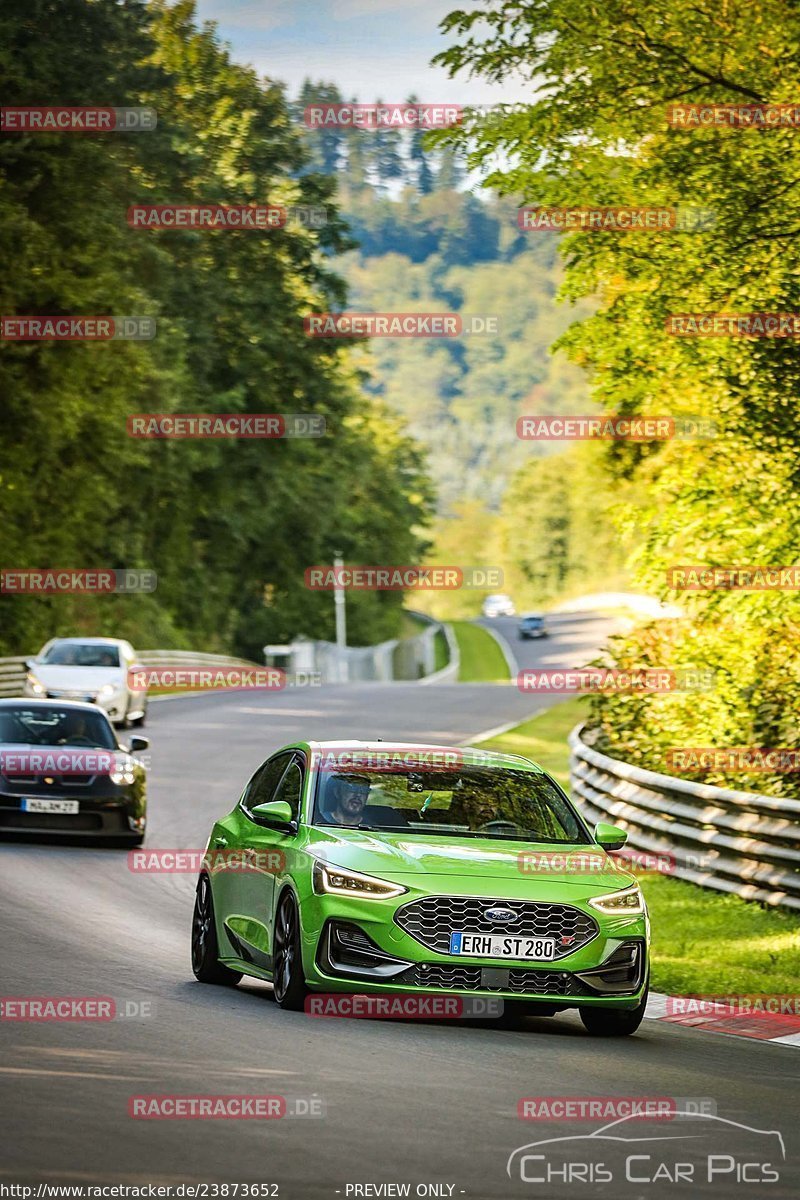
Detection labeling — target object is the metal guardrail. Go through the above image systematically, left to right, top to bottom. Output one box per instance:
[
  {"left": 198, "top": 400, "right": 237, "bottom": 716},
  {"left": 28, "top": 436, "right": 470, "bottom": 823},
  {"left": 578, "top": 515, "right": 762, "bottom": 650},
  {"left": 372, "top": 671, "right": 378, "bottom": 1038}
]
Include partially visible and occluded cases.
[
  {"left": 0, "top": 624, "right": 456, "bottom": 697},
  {"left": 0, "top": 649, "right": 260, "bottom": 700},
  {"left": 137, "top": 650, "right": 257, "bottom": 668},
  {"left": 0, "top": 657, "right": 29, "bottom": 698},
  {"left": 569, "top": 723, "right": 800, "bottom": 912}
]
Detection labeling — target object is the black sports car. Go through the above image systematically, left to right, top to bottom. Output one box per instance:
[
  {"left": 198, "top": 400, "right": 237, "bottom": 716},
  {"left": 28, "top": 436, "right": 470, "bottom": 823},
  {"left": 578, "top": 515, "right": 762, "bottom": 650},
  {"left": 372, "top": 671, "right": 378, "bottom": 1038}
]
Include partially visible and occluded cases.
[{"left": 0, "top": 698, "right": 148, "bottom": 845}]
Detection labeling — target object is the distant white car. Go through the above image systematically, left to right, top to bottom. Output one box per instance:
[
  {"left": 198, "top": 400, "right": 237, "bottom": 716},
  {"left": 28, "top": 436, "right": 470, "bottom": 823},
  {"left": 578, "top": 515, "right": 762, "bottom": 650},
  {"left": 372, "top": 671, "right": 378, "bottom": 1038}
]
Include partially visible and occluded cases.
[
  {"left": 482, "top": 594, "right": 516, "bottom": 618},
  {"left": 24, "top": 637, "right": 148, "bottom": 728}
]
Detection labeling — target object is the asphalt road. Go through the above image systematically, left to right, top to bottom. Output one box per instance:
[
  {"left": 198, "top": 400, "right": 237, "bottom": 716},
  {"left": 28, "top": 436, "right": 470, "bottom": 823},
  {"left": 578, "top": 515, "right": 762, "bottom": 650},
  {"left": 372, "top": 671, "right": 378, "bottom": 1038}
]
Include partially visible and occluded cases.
[
  {"left": 475, "top": 609, "right": 627, "bottom": 675},
  {"left": 0, "top": 614, "right": 796, "bottom": 1198}
]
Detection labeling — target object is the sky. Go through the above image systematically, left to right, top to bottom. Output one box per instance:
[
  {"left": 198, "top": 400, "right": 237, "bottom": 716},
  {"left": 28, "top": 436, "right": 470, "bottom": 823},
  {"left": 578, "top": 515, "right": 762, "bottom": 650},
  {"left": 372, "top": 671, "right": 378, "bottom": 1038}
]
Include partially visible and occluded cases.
[{"left": 195, "top": 0, "right": 532, "bottom": 105}]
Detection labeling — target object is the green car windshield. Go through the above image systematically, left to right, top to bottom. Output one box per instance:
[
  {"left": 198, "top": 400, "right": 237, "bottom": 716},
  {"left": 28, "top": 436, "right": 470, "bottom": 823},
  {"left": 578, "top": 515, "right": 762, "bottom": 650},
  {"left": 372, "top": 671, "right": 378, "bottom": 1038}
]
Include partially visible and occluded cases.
[{"left": 313, "top": 767, "right": 591, "bottom": 844}]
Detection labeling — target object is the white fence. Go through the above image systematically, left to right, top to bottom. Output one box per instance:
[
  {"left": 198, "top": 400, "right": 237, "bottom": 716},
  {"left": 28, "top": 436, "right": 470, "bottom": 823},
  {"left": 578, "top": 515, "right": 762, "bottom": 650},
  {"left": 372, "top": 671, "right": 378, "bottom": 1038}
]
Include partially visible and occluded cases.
[{"left": 285, "top": 611, "right": 453, "bottom": 683}]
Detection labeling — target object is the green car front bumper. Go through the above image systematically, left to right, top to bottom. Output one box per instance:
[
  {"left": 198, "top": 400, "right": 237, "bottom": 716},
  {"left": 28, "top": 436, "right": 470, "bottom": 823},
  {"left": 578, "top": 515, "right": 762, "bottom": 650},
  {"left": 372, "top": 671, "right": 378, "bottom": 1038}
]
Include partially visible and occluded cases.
[{"left": 298, "top": 874, "right": 649, "bottom": 1010}]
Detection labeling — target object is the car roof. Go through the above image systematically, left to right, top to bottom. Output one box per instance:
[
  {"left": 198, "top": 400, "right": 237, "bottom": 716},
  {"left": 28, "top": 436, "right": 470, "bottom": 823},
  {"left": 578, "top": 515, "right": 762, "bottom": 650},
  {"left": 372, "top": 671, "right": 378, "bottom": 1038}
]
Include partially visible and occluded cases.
[
  {"left": 41, "top": 636, "right": 126, "bottom": 645},
  {"left": 296, "top": 739, "right": 544, "bottom": 773}
]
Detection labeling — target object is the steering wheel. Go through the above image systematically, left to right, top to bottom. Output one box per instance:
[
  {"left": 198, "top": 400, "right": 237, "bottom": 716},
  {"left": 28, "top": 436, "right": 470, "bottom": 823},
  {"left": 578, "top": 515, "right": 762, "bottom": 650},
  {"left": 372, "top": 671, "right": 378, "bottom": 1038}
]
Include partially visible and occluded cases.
[{"left": 478, "top": 819, "right": 521, "bottom": 834}]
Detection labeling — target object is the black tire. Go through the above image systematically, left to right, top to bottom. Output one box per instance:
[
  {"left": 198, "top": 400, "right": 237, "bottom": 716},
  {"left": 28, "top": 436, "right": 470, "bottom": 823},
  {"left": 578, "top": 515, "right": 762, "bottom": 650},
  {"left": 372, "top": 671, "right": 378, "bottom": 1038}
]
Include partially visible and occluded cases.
[
  {"left": 191, "top": 874, "right": 242, "bottom": 986},
  {"left": 272, "top": 890, "right": 309, "bottom": 1010},
  {"left": 579, "top": 983, "right": 649, "bottom": 1037}
]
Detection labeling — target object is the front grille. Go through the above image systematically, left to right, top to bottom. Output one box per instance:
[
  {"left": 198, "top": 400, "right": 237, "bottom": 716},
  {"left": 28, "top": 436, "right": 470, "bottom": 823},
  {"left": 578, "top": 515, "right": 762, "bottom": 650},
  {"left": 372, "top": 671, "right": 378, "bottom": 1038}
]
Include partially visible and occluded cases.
[
  {"left": 3, "top": 775, "right": 94, "bottom": 789},
  {"left": 394, "top": 895, "right": 598, "bottom": 959},
  {"left": 397, "top": 963, "right": 582, "bottom": 997}
]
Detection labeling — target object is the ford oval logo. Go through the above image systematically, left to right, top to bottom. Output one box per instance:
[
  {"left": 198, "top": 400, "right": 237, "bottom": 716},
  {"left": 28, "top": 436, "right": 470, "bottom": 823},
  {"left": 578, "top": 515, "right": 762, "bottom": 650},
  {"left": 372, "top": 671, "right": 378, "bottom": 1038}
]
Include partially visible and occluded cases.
[{"left": 483, "top": 906, "right": 518, "bottom": 923}]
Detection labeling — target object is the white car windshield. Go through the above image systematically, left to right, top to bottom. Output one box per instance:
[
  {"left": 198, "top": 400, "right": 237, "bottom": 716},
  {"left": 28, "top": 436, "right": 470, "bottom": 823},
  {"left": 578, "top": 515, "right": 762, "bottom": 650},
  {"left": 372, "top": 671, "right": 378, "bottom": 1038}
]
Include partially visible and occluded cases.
[{"left": 41, "top": 644, "right": 120, "bottom": 667}]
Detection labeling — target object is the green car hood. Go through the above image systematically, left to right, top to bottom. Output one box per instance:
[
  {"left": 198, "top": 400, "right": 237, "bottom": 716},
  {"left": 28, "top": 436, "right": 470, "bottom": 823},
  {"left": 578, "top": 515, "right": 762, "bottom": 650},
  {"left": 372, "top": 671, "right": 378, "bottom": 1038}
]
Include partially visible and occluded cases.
[{"left": 307, "top": 827, "right": 636, "bottom": 892}]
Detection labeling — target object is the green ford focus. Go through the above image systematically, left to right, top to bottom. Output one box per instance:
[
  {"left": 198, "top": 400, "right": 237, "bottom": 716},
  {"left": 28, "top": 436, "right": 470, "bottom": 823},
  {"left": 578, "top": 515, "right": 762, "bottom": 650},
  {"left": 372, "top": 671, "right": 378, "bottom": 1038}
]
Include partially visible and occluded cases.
[{"left": 191, "top": 741, "right": 650, "bottom": 1036}]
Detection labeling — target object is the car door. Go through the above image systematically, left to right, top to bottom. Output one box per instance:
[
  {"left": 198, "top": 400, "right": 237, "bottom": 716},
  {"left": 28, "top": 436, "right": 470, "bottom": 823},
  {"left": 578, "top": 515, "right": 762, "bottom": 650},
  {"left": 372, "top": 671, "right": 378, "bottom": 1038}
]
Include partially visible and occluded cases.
[
  {"left": 208, "top": 748, "right": 292, "bottom": 964},
  {"left": 215, "top": 751, "right": 298, "bottom": 970},
  {"left": 245, "top": 753, "right": 306, "bottom": 967}
]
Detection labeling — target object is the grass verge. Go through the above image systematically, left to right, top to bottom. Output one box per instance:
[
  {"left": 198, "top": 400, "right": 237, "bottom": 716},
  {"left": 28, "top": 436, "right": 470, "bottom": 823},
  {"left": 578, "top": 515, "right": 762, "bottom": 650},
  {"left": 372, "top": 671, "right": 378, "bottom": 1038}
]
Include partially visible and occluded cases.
[
  {"left": 451, "top": 620, "right": 510, "bottom": 682},
  {"left": 475, "top": 698, "right": 800, "bottom": 996}
]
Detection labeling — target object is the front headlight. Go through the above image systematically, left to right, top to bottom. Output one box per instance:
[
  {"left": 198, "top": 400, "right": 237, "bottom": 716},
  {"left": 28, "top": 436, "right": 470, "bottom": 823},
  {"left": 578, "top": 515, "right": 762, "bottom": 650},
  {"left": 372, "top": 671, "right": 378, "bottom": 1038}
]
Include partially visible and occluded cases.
[
  {"left": 26, "top": 672, "right": 45, "bottom": 696},
  {"left": 98, "top": 683, "right": 117, "bottom": 698},
  {"left": 110, "top": 755, "right": 137, "bottom": 786},
  {"left": 312, "top": 860, "right": 407, "bottom": 899},
  {"left": 588, "top": 884, "right": 645, "bottom": 914}
]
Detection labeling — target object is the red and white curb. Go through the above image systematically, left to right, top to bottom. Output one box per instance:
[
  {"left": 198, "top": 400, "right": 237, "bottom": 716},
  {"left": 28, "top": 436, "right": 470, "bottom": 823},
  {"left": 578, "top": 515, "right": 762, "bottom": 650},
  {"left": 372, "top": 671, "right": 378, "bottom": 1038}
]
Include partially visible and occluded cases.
[{"left": 646, "top": 992, "right": 800, "bottom": 1046}]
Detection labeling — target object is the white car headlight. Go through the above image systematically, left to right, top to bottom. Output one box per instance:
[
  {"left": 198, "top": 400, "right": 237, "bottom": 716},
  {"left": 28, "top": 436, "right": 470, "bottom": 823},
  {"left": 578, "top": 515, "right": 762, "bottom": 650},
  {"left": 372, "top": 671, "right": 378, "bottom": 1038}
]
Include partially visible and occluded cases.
[
  {"left": 26, "top": 673, "right": 46, "bottom": 696},
  {"left": 98, "top": 683, "right": 118, "bottom": 698},
  {"left": 110, "top": 755, "right": 137, "bottom": 786},
  {"left": 312, "top": 860, "right": 407, "bottom": 899},
  {"left": 588, "top": 884, "right": 645, "bottom": 914}
]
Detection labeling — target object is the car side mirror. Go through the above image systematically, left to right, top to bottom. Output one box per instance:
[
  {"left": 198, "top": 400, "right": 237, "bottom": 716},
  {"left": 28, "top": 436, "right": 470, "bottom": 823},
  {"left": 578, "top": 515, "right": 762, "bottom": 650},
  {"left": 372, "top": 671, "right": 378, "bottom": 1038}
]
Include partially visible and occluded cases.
[
  {"left": 25, "top": 659, "right": 39, "bottom": 671},
  {"left": 129, "top": 735, "right": 149, "bottom": 753},
  {"left": 251, "top": 800, "right": 295, "bottom": 831},
  {"left": 594, "top": 822, "right": 628, "bottom": 851}
]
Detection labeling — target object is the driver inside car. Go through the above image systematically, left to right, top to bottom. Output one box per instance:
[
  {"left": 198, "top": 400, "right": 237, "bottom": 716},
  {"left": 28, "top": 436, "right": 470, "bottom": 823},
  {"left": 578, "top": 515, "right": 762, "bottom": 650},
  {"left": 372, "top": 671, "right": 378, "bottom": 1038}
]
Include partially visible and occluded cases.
[{"left": 325, "top": 775, "right": 371, "bottom": 826}]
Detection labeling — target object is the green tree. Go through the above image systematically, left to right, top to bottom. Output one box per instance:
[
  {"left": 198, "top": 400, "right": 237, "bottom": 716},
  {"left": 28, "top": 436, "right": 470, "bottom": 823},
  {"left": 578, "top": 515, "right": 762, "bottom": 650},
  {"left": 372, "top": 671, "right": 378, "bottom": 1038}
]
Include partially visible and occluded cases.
[{"left": 435, "top": 0, "right": 800, "bottom": 793}]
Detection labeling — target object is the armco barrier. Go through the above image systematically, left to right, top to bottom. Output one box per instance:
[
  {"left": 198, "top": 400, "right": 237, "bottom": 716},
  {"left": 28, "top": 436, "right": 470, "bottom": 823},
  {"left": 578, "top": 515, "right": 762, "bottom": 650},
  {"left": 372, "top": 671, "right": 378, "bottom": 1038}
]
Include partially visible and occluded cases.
[
  {"left": 0, "top": 620, "right": 456, "bottom": 697},
  {"left": 0, "top": 650, "right": 259, "bottom": 700},
  {"left": 0, "top": 657, "right": 29, "bottom": 698},
  {"left": 569, "top": 723, "right": 800, "bottom": 911}
]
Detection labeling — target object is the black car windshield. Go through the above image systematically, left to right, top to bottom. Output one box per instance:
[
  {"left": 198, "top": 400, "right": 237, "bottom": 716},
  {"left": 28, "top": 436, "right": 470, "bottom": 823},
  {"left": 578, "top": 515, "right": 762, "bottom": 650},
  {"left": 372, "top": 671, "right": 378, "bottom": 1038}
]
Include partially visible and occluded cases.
[
  {"left": 40, "top": 643, "right": 120, "bottom": 667},
  {"left": 0, "top": 706, "right": 117, "bottom": 749},
  {"left": 313, "top": 767, "right": 590, "bottom": 843}
]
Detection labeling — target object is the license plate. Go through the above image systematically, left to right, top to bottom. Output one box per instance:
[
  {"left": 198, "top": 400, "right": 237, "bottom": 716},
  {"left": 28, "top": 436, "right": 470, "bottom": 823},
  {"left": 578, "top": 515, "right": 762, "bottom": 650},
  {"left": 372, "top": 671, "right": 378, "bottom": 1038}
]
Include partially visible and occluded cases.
[
  {"left": 21, "top": 798, "right": 79, "bottom": 815},
  {"left": 449, "top": 932, "right": 556, "bottom": 960}
]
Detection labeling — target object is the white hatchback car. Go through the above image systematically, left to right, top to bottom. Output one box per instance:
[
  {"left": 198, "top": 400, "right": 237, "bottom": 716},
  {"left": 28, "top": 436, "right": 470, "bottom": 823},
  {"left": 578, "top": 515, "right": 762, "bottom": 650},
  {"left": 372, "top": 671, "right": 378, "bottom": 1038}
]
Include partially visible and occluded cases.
[
  {"left": 481, "top": 593, "right": 516, "bottom": 618},
  {"left": 24, "top": 637, "right": 148, "bottom": 728}
]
